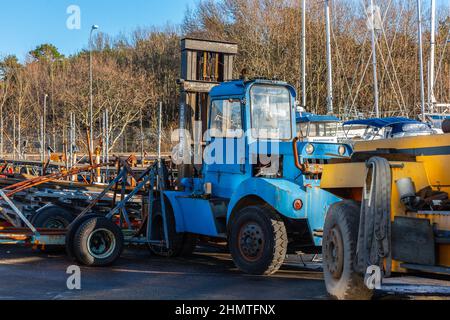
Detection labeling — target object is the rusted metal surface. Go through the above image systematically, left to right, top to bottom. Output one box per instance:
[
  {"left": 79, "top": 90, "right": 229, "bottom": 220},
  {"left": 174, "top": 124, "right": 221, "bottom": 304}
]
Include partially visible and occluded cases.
[
  {"left": 181, "top": 38, "right": 238, "bottom": 55},
  {"left": 180, "top": 80, "right": 219, "bottom": 93},
  {"left": 292, "top": 137, "right": 306, "bottom": 173},
  {"left": 3, "top": 162, "right": 108, "bottom": 197},
  {"left": 0, "top": 226, "right": 66, "bottom": 247},
  {"left": 0, "top": 227, "right": 66, "bottom": 236}
]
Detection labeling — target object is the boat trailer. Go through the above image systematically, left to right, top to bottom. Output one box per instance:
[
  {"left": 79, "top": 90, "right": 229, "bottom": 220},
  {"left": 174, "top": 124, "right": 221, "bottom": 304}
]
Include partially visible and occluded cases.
[{"left": 0, "top": 159, "right": 171, "bottom": 263}]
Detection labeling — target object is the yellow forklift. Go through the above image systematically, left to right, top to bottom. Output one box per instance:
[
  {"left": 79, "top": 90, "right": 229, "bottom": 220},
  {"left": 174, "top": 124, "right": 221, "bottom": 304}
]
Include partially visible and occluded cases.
[{"left": 319, "top": 120, "right": 450, "bottom": 299}]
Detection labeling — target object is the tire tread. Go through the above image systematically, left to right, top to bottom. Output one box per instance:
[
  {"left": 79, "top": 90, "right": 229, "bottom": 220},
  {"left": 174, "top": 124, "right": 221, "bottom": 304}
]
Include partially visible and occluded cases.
[{"left": 323, "top": 200, "right": 373, "bottom": 300}]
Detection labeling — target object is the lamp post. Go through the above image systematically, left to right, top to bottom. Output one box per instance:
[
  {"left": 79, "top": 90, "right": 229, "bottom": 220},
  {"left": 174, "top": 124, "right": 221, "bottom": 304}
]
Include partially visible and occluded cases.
[
  {"left": 301, "top": 0, "right": 306, "bottom": 110},
  {"left": 89, "top": 24, "right": 99, "bottom": 152},
  {"left": 42, "top": 93, "right": 48, "bottom": 164}
]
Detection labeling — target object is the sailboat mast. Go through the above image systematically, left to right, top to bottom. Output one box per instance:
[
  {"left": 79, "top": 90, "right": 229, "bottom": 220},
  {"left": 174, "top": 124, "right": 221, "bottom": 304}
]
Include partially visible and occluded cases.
[
  {"left": 301, "top": 0, "right": 307, "bottom": 109},
  {"left": 325, "top": 0, "right": 334, "bottom": 114},
  {"left": 369, "top": 0, "right": 380, "bottom": 118},
  {"left": 417, "top": 0, "right": 426, "bottom": 121},
  {"left": 429, "top": 0, "right": 436, "bottom": 107}
]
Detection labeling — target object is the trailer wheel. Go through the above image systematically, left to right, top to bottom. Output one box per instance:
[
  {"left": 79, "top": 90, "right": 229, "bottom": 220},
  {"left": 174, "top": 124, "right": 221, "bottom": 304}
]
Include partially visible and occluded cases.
[
  {"left": 148, "top": 199, "right": 197, "bottom": 257},
  {"left": 323, "top": 200, "right": 373, "bottom": 300},
  {"left": 229, "top": 205, "right": 287, "bottom": 275},
  {"left": 32, "top": 206, "right": 74, "bottom": 252},
  {"left": 32, "top": 206, "right": 74, "bottom": 229},
  {"left": 65, "top": 214, "right": 103, "bottom": 261},
  {"left": 72, "top": 216, "right": 124, "bottom": 267}
]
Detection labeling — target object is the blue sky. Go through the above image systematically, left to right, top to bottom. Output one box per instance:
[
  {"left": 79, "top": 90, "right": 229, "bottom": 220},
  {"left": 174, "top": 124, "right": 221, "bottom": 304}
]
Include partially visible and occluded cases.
[
  {"left": 0, "top": 0, "right": 198, "bottom": 60},
  {"left": 0, "top": 0, "right": 448, "bottom": 61}
]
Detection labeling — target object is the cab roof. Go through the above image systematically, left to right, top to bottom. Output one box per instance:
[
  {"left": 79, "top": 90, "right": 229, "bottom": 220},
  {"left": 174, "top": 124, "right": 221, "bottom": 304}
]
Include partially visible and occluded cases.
[{"left": 209, "top": 79, "right": 294, "bottom": 99}]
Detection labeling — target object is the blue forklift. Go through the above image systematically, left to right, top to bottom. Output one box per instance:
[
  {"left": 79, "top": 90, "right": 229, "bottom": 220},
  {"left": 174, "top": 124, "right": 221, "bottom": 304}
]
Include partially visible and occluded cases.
[{"left": 159, "top": 78, "right": 352, "bottom": 275}]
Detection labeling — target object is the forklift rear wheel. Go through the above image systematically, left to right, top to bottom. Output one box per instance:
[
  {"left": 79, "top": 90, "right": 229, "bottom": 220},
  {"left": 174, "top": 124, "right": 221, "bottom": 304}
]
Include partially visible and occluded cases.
[
  {"left": 148, "top": 199, "right": 197, "bottom": 257},
  {"left": 323, "top": 200, "right": 373, "bottom": 300},
  {"left": 229, "top": 205, "right": 288, "bottom": 275},
  {"left": 32, "top": 206, "right": 74, "bottom": 253},
  {"left": 72, "top": 216, "right": 124, "bottom": 266}
]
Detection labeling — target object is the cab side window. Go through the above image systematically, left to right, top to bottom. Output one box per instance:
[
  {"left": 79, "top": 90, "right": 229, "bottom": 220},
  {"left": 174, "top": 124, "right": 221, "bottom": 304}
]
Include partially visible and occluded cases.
[{"left": 209, "top": 100, "right": 243, "bottom": 138}]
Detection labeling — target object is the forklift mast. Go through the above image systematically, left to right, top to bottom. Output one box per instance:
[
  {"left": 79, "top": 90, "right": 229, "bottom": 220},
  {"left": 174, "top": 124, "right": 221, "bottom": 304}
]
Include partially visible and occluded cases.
[{"left": 178, "top": 38, "right": 238, "bottom": 180}]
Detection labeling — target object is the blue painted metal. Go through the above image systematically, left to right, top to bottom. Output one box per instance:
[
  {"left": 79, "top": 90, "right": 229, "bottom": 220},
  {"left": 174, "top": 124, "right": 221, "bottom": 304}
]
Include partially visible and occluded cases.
[
  {"left": 209, "top": 80, "right": 245, "bottom": 98},
  {"left": 296, "top": 112, "right": 340, "bottom": 123},
  {"left": 428, "top": 114, "right": 450, "bottom": 120},
  {"left": 344, "top": 117, "right": 420, "bottom": 128},
  {"left": 344, "top": 117, "right": 435, "bottom": 136},
  {"left": 299, "top": 142, "right": 351, "bottom": 161},
  {"left": 226, "top": 178, "right": 307, "bottom": 220},
  {"left": 304, "top": 186, "right": 343, "bottom": 246},
  {"left": 164, "top": 190, "right": 191, "bottom": 233},
  {"left": 175, "top": 196, "right": 220, "bottom": 237}
]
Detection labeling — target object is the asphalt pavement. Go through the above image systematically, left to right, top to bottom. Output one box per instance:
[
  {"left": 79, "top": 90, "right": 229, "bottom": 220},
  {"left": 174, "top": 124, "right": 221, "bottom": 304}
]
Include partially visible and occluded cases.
[
  {"left": 0, "top": 245, "right": 448, "bottom": 300},
  {"left": 0, "top": 246, "right": 328, "bottom": 300}
]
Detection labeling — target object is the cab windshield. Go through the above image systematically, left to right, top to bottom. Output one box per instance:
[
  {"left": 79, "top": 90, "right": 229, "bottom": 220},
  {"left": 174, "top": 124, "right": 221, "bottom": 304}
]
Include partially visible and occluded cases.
[{"left": 250, "top": 85, "right": 292, "bottom": 140}]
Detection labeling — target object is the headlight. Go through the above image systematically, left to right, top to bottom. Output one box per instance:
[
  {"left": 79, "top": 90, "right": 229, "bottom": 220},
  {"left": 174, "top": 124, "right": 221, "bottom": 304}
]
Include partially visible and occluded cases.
[
  {"left": 305, "top": 144, "right": 315, "bottom": 155},
  {"left": 338, "top": 145, "right": 346, "bottom": 156}
]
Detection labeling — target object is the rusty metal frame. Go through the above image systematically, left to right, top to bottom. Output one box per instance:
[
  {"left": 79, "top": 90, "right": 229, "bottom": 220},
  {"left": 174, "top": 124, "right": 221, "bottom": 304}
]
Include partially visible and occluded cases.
[
  {"left": 66, "top": 159, "right": 170, "bottom": 248},
  {"left": 0, "top": 162, "right": 110, "bottom": 247},
  {"left": 3, "top": 162, "right": 108, "bottom": 197}
]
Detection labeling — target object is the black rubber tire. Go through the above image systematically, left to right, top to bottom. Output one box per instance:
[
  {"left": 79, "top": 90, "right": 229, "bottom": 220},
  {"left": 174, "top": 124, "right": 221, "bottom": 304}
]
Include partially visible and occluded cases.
[
  {"left": 442, "top": 119, "right": 450, "bottom": 133},
  {"left": 148, "top": 199, "right": 197, "bottom": 257},
  {"left": 323, "top": 200, "right": 373, "bottom": 300},
  {"left": 229, "top": 205, "right": 288, "bottom": 275},
  {"left": 32, "top": 206, "right": 74, "bottom": 253},
  {"left": 32, "top": 206, "right": 74, "bottom": 229},
  {"left": 65, "top": 214, "right": 103, "bottom": 261},
  {"left": 72, "top": 216, "right": 124, "bottom": 267},
  {"left": 178, "top": 233, "right": 198, "bottom": 256}
]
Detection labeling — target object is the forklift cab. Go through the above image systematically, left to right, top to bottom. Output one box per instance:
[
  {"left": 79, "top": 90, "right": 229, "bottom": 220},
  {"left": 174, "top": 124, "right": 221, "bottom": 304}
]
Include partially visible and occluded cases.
[{"left": 202, "top": 79, "right": 296, "bottom": 199}]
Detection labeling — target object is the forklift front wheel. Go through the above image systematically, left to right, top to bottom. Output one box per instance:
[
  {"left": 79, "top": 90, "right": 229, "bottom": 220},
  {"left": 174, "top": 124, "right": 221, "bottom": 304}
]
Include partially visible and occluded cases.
[
  {"left": 323, "top": 200, "right": 373, "bottom": 300},
  {"left": 229, "top": 205, "right": 288, "bottom": 275},
  {"left": 72, "top": 216, "right": 124, "bottom": 267}
]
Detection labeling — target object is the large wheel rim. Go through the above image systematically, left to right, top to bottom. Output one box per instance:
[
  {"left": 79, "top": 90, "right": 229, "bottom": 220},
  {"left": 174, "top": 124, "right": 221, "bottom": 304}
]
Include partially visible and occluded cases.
[
  {"left": 238, "top": 221, "right": 265, "bottom": 262},
  {"left": 325, "top": 226, "right": 344, "bottom": 279},
  {"left": 87, "top": 228, "right": 116, "bottom": 259}
]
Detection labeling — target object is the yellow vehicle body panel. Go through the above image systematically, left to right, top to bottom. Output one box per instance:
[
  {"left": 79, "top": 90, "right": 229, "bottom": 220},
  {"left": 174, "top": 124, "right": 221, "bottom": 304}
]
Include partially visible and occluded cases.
[
  {"left": 321, "top": 133, "right": 450, "bottom": 272},
  {"left": 353, "top": 133, "right": 450, "bottom": 153},
  {"left": 320, "top": 163, "right": 366, "bottom": 189}
]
